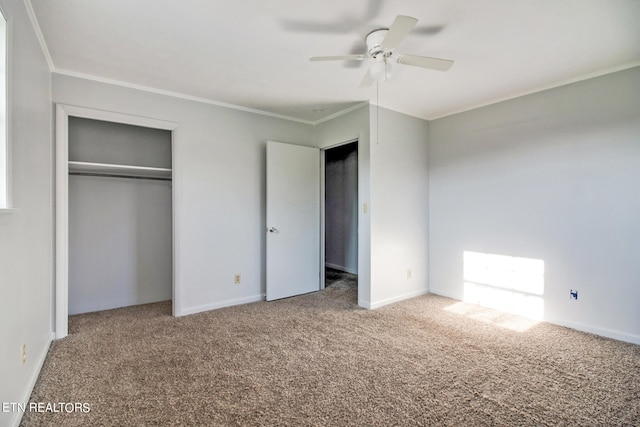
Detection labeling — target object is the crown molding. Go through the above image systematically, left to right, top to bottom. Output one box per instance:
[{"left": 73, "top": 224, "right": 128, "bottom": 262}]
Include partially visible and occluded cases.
[
  {"left": 23, "top": 0, "right": 54, "bottom": 71},
  {"left": 428, "top": 61, "right": 640, "bottom": 120},
  {"left": 53, "top": 69, "right": 320, "bottom": 125},
  {"left": 310, "top": 101, "right": 370, "bottom": 126}
]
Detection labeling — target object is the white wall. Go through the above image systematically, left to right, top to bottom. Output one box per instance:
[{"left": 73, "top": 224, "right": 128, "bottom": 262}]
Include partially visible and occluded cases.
[
  {"left": 0, "top": 0, "right": 53, "bottom": 426},
  {"left": 428, "top": 67, "right": 640, "bottom": 344},
  {"left": 53, "top": 74, "right": 315, "bottom": 316},
  {"left": 314, "top": 105, "right": 371, "bottom": 306},
  {"left": 369, "top": 107, "right": 430, "bottom": 308},
  {"left": 68, "top": 116, "right": 172, "bottom": 167},
  {"left": 325, "top": 142, "right": 358, "bottom": 274},
  {"left": 69, "top": 176, "right": 173, "bottom": 314}
]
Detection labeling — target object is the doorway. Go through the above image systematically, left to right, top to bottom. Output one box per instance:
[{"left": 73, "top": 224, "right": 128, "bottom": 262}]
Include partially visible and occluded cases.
[
  {"left": 67, "top": 117, "right": 173, "bottom": 316},
  {"left": 324, "top": 141, "right": 358, "bottom": 294}
]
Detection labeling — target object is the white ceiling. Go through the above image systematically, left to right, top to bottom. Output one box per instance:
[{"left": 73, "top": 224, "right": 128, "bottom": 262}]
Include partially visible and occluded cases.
[{"left": 29, "top": 0, "right": 640, "bottom": 123}]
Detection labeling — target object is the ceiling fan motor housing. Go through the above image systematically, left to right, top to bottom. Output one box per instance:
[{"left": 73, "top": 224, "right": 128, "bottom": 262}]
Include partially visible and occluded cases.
[{"left": 366, "top": 29, "right": 392, "bottom": 61}]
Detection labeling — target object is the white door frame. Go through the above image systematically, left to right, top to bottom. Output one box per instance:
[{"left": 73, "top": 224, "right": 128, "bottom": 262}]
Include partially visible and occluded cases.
[
  {"left": 55, "top": 104, "right": 180, "bottom": 339},
  {"left": 320, "top": 138, "right": 359, "bottom": 290}
]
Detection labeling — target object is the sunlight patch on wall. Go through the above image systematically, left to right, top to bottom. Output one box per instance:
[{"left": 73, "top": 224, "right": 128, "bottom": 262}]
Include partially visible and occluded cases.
[{"left": 462, "top": 251, "right": 545, "bottom": 321}]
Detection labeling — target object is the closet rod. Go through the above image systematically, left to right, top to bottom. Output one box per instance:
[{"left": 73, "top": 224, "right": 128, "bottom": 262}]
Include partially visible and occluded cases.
[{"left": 69, "top": 172, "right": 172, "bottom": 182}]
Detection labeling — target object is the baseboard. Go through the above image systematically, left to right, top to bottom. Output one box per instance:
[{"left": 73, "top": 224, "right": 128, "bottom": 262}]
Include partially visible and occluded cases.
[
  {"left": 325, "top": 263, "right": 358, "bottom": 275},
  {"left": 368, "top": 288, "right": 430, "bottom": 310},
  {"left": 428, "top": 289, "right": 462, "bottom": 301},
  {"left": 70, "top": 294, "right": 173, "bottom": 316},
  {"left": 178, "top": 294, "right": 265, "bottom": 316},
  {"left": 358, "top": 299, "right": 372, "bottom": 309},
  {"left": 544, "top": 315, "right": 640, "bottom": 346},
  {"left": 9, "top": 332, "right": 54, "bottom": 427}
]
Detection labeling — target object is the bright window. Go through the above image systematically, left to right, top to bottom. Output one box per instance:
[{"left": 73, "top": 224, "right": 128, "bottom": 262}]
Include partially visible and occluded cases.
[{"left": 0, "top": 9, "right": 6, "bottom": 209}]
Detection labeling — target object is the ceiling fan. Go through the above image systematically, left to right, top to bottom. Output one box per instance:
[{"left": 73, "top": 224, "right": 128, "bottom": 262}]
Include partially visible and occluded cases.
[{"left": 309, "top": 15, "right": 454, "bottom": 87}]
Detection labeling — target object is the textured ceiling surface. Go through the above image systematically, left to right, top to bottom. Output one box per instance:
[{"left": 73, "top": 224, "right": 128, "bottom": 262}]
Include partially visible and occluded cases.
[{"left": 30, "top": 0, "right": 640, "bottom": 123}]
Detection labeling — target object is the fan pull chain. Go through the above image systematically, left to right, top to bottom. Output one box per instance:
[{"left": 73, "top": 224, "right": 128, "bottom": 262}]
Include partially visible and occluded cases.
[{"left": 376, "top": 79, "right": 379, "bottom": 145}]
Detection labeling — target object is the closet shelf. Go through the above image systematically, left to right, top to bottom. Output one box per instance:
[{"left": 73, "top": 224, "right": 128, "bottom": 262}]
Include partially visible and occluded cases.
[{"left": 68, "top": 161, "right": 172, "bottom": 179}]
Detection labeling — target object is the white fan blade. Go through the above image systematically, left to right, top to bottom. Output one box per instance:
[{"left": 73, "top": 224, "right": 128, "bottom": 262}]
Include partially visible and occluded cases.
[
  {"left": 382, "top": 15, "right": 418, "bottom": 50},
  {"left": 396, "top": 54, "right": 454, "bottom": 71},
  {"left": 310, "top": 55, "right": 365, "bottom": 62},
  {"left": 359, "top": 70, "right": 374, "bottom": 88}
]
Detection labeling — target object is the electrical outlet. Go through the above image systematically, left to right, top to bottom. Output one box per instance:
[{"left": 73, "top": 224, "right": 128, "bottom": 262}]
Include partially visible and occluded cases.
[
  {"left": 407, "top": 269, "right": 412, "bottom": 279},
  {"left": 234, "top": 274, "right": 241, "bottom": 284},
  {"left": 21, "top": 344, "right": 26, "bottom": 366}
]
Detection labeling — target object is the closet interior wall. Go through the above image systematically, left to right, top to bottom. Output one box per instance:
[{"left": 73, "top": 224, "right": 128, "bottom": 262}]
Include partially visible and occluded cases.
[
  {"left": 68, "top": 117, "right": 173, "bottom": 315},
  {"left": 325, "top": 142, "right": 358, "bottom": 275}
]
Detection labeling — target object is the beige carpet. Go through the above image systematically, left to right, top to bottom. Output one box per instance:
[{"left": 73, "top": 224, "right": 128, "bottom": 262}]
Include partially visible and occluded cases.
[{"left": 23, "top": 287, "right": 640, "bottom": 426}]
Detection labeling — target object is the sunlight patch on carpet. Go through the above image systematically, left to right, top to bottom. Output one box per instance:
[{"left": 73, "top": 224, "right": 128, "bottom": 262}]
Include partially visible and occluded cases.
[{"left": 444, "top": 300, "right": 541, "bottom": 332}]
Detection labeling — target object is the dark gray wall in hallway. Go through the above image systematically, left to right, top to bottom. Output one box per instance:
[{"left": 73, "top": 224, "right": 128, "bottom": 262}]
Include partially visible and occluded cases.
[{"left": 325, "top": 142, "right": 358, "bottom": 274}]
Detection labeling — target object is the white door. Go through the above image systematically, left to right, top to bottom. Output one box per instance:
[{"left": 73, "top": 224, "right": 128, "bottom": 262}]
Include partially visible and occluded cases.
[{"left": 266, "top": 141, "right": 320, "bottom": 301}]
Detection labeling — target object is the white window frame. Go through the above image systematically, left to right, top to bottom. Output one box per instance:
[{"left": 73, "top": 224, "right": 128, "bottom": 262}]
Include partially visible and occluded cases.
[{"left": 0, "top": 7, "right": 9, "bottom": 211}]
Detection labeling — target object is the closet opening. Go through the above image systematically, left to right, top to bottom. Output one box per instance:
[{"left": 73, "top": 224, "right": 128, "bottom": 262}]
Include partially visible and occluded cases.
[
  {"left": 55, "top": 105, "right": 179, "bottom": 339},
  {"left": 67, "top": 117, "right": 172, "bottom": 317},
  {"left": 323, "top": 141, "right": 358, "bottom": 296}
]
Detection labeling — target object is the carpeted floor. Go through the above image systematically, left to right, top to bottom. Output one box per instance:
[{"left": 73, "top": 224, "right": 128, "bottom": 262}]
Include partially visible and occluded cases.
[
  {"left": 325, "top": 267, "right": 357, "bottom": 292},
  {"left": 23, "top": 286, "right": 640, "bottom": 426}
]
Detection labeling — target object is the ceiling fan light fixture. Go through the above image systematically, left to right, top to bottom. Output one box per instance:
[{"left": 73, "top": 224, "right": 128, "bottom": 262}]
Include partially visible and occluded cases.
[{"left": 369, "top": 60, "right": 393, "bottom": 82}]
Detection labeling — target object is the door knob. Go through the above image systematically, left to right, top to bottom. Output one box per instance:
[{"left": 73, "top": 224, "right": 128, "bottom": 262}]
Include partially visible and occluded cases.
[{"left": 268, "top": 227, "right": 278, "bottom": 233}]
